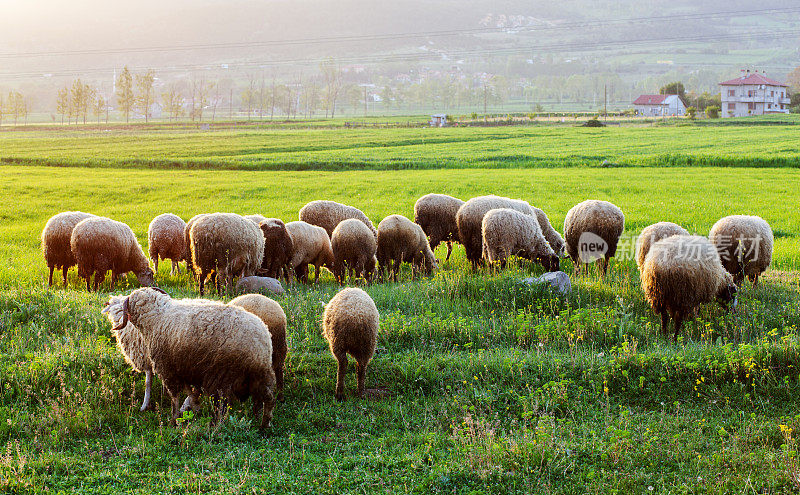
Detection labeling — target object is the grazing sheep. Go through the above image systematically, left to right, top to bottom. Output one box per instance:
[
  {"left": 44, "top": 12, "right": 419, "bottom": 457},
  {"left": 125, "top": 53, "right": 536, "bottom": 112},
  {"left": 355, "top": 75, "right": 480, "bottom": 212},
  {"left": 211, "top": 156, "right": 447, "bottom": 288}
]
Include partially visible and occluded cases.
[
  {"left": 413, "top": 193, "right": 464, "bottom": 261},
  {"left": 456, "top": 195, "right": 535, "bottom": 268},
  {"left": 299, "top": 200, "right": 377, "bottom": 239},
  {"left": 563, "top": 200, "right": 625, "bottom": 275},
  {"left": 532, "top": 207, "right": 566, "bottom": 257},
  {"left": 481, "top": 208, "right": 560, "bottom": 272},
  {"left": 41, "top": 211, "right": 95, "bottom": 287},
  {"left": 147, "top": 213, "right": 187, "bottom": 275},
  {"left": 183, "top": 213, "right": 208, "bottom": 277},
  {"left": 190, "top": 213, "right": 265, "bottom": 295},
  {"left": 244, "top": 214, "right": 267, "bottom": 225},
  {"left": 377, "top": 214, "right": 437, "bottom": 281},
  {"left": 709, "top": 215, "right": 773, "bottom": 287},
  {"left": 71, "top": 216, "right": 155, "bottom": 291},
  {"left": 259, "top": 218, "right": 294, "bottom": 282},
  {"left": 331, "top": 218, "right": 378, "bottom": 284},
  {"left": 285, "top": 221, "right": 335, "bottom": 283},
  {"left": 635, "top": 222, "right": 690, "bottom": 270},
  {"left": 641, "top": 235, "right": 738, "bottom": 340},
  {"left": 236, "top": 276, "right": 285, "bottom": 296},
  {"left": 113, "top": 287, "right": 277, "bottom": 428},
  {"left": 322, "top": 288, "right": 379, "bottom": 401},
  {"left": 101, "top": 294, "right": 154, "bottom": 411},
  {"left": 230, "top": 294, "right": 288, "bottom": 401}
]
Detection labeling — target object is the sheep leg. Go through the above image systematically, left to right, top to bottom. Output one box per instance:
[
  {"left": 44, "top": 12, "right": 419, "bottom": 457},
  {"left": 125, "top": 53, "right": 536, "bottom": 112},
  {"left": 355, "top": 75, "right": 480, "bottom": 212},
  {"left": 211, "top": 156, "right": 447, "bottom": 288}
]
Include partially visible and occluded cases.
[
  {"left": 446, "top": 241, "right": 453, "bottom": 261},
  {"left": 153, "top": 257, "right": 159, "bottom": 274},
  {"left": 600, "top": 257, "right": 610, "bottom": 277},
  {"left": 393, "top": 259, "right": 401, "bottom": 282},
  {"left": 171, "top": 260, "right": 179, "bottom": 275},
  {"left": 48, "top": 266, "right": 54, "bottom": 287},
  {"left": 62, "top": 266, "right": 69, "bottom": 287},
  {"left": 198, "top": 269, "right": 207, "bottom": 295},
  {"left": 93, "top": 271, "right": 104, "bottom": 292},
  {"left": 750, "top": 273, "right": 759, "bottom": 288},
  {"left": 86, "top": 275, "right": 91, "bottom": 292},
  {"left": 660, "top": 311, "right": 670, "bottom": 337},
  {"left": 672, "top": 315, "right": 684, "bottom": 342},
  {"left": 335, "top": 354, "right": 348, "bottom": 401},
  {"left": 356, "top": 360, "right": 367, "bottom": 399},
  {"left": 275, "top": 365, "right": 285, "bottom": 402},
  {"left": 140, "top": 370, "right": 153, "bottom": 411},
  {"left": 213, "top": 396, "right": 229, "bottom": 426}
]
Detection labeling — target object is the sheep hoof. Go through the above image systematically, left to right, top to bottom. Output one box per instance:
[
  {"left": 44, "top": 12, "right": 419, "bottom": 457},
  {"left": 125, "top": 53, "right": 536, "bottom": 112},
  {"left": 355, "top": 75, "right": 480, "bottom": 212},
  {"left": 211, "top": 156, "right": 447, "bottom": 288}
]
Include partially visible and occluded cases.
[{"left": 335, "top": 393, "right": 345, "bottom": 402}]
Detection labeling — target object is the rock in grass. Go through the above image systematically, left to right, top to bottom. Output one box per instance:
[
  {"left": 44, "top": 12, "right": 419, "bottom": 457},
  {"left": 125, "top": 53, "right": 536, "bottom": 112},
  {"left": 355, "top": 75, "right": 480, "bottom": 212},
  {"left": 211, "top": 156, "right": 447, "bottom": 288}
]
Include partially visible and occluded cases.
[
  {"left": 522, "top": 271, "right": 572, "bottom": 295},
  {"left": 236, "top": 276, "right": 285, "bottom": 296}
]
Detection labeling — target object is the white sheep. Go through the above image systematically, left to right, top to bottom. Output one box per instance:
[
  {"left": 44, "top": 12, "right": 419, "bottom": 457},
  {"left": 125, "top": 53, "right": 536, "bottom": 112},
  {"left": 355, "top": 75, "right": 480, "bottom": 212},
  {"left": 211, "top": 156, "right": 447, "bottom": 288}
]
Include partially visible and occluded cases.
[
  {"left": 481, "top": 208, "right": 560, "bottom": 272},
  {"left": 41, "top": 211, "right": 95, "bottom": 287},
  {"left": 147, "top": 213, "right": 187, "bottom": 275},
  {"left": 376, "top": 214, "right": 437, "bottom": 281},
  {"left": 709, "top": 215, "right": 773, "bottom": 288},
  {"left": 284, "top": 221, "right": 335, "bottom": 283}
]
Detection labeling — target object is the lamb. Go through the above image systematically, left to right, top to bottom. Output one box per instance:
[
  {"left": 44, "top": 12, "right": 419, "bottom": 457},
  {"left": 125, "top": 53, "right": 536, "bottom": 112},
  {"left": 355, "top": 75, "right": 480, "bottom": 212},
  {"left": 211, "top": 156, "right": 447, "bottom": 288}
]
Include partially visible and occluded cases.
[
  {"left": 413, "top": 193, "right": 464, "bottom": 261},
  {"left": 456, "top": 195, "right": 536, "bottom": 268},
  {"left": 299, "top": 200, "right": 377, "bottom": 239},
  {"left": 563, "top": 200, "right": 625, "bottom": 275},
  {"left": 532, "top": 207, "right": 566, "bottom": 257},
  {"left": 481, "top": 208, "right": 560, "bottom": 272},
  {"left": 41, "top": 211, "right": 95, "bottom": 287},
  {"left": 147, "top": 213, "right": 187, "bottom": 275},
  {"left": 189, "top": 213, "right": 265, "bottom": 295},
  {"left": 244, "top": 214, "right": 267, "bottom": 225},
  {"left": 376, "top": 214, "right": 437, "bottom": 281},
  {"left": 708, "top": 215, "right": 773, "bottom": 287},
  {"left": 70, "top": 216, "right": 155, "bottom": 291},
  {"left": 259, "top": 218, "right": 294, "bottom": 282},
  {"left": 331, "top": 218, "right": 378, "bottom": 284},
  {"left": 285, "top": 221, "right": 335, "bottom": 283},
  {"left": 635, "top": 222, "right": 690, "bottom": 270},
  {"left": 641, "top": 235, "right": 738, "bottom": 340},
  {"left": 112, "top": 287, "right": 276, "bottom": 428},
  {"left": 322, "top": 287, "right": 379, "bottom": 401},
  {"left": 101, "top": 294, "right": 154, "bottom": 411},
  {"left": 230, "top": 294, "right": 288, "bottom": 401}
]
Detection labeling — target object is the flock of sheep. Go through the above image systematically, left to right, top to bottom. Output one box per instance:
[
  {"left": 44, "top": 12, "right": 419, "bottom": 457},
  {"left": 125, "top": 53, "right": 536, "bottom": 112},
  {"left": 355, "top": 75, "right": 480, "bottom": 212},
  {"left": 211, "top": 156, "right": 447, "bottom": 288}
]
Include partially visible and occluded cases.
[{"left": 40, "top": 194, "right": 774, "bottom": 428}]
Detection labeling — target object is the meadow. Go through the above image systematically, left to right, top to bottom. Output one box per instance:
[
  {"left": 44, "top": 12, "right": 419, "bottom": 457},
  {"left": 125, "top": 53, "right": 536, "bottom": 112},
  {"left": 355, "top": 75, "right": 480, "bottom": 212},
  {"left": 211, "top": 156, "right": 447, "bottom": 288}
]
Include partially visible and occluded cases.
[{"left": 2, "top": 122, "right": 800, "bottom": 492}]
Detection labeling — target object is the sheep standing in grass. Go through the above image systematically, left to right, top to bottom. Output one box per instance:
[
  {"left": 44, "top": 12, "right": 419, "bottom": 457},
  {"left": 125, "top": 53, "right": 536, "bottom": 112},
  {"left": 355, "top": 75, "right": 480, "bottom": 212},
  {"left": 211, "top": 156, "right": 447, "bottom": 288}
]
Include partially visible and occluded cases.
[
  {"left": 413, "top": 193, "right": 464, "bottom": 261},
  {"left": 456, "top": 195, "right": 535, "bottom": 268},
  {"left": 299, "top": 200, "right": 377, "bottom": 239},
  {"left": 563, "top": 200, "right": 624, "bottom": 275},
  {"left": 532, "top": 207, "right": 566, "bottom": 257},
  {"left": 481, "top": 208, "right": 560, "bottom": 272},
  {"left": 41, "top": 211, "right": 95, "bottom": 287},
  {"left": 148, "top": 213, "right": 187, "bottom": 275},
  {"left": 183, "top": 213, "right": 208, "bottom": 277},
  {"left": 190, "top": 213, "right": 264, "bottom": 295},
  {"left": 377, "top": 214, "right": 437, "bottom": 281},
  {"left": 709, "top": 215, "right": 773, "bottom": 287},
  {"left": 71, "top": 217, "right": 155, "bottom": 291},
  {"left": 259, "top": 218, "right": 294, "bottom": 282},
  {"left": 331, "top": 219, "right": 377, "bottom": 284},
  {"left": 285, "top": 221, "right": 335, "bottom": 283},
  {"left": 635, "top": 222, "right": 689, "bottom": 270},
  {"left": 641, "top": 235, "right": 737, "bottom": 340},
  {"left": 113, "top": 287, "right": 277, "bottom": 428},
  {"left": 322, "top": 288, "right": 379, "bottom": 401},
  {"left": 230, "top": 294, "right": 288, "bottom": 401}
]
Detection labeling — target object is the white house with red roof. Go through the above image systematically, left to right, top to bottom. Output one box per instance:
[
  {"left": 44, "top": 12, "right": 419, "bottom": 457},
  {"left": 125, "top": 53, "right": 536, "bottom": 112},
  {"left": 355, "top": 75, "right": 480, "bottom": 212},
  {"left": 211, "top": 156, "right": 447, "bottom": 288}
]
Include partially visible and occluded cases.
[
  {"left": 719, "top": 70, "right": 790, "bottom": 118},
  {"left": 633, "top": 94, "right": 686, "bottom": 116}
]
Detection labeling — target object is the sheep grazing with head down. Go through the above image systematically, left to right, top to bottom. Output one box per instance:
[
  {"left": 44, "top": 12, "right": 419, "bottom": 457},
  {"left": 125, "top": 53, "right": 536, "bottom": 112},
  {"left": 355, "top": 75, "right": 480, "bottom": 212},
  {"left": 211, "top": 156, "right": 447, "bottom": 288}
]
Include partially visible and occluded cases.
[
  {"left": 413, "top": 193, "right": 464, "bottom": 261},
  {"left": 456, "top": 195, "right": 535, "bottom": 268},
  {"left": 299, "top": 200, "right": 377, "bottom": 239},
  {"left": 563, "top": 200, "right": 625, "bottom": 275},
  {"left": 532, "top": 207, "right": 566, "bottom": 257},
  {"left": 481, "top": 208, "right": 560, "bottom": 272},
  {"left": 41, "top": 211, "right": 95, "bottom": 287},
  {"left": 147, "top": 213, "right": 187, "bottom": 275},
  {"left": 190, "top": 213, "right": 265, "bottom": 295},
  {"left": 376, "top": 214, "right": 437, "bottom": 282},
  {"left": 709, "top": 215, "right": 773, "bottom": 288},
  {"left": 70, "top": 216, "right": 155, "bottom": 291},
  {"left": 259, "top": 218, "right": 294, "bottom": 282},
  {"left": 331, "top": 219, "right": 378, "bottom": 284},
  {"left": 285, "top": 221, "right": 335, "bottom": 283},
  {"left": 635, "top": 222, "right": 690, "bottom": 270},
  {"left": 641, "top": 235, "right": 737, "bottom": 340},
  {"left": 113, "top": 287, "right": 277, "bottom": 428},
  {"left": 322, "top": 287, "right": 379, "bottom": 401},
  {"left": 230, "top": 294, "right": 288, "bottom": 401}
]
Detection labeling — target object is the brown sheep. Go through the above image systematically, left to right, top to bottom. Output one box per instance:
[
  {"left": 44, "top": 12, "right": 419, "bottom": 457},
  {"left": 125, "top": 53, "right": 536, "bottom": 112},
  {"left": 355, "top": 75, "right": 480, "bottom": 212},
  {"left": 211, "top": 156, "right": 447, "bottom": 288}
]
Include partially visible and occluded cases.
[
  {"left": 413, "top": 193, "right": 464, "bottom": 261},
  {"left": 456, "top": 195, "right": 535, "bottom": 268},
  {"left": 299, "top": 200, "right": 377, "bottom": 239},
  {"left": 563, "top": 200, "right": 625, "bottom": 275},
  {"left": 41, "top": 211, "right": 95, "bottom": 287},
  {"left": 147, "top": 213, "right": 187, "bottom": 275},
  {"left": 183, "top": 213, "right": 208, "bottom": 277},
  {"left": 376, "top": 214, "right": 437, "bottom": 281},
  {"left": 709, "top": 215, "right": 773, "bottom": 288},
  {"left": 71, "top": 216, "right": 155, "bottom": 291},
  {"left": 259, "top": 218, "right": 294, "bottom": 282},
  {"left": 331, "top": 219, "right": 378, "bottom": 284},
  {"left": 285, "top": 221, "right": 335, "bottom": 283},
  {"left": 635, "top": 222, "right": 689, "bottom": 270},
  {"left": 641, "top": 235, "right": 737, "bottom": 340},
  {"left": 322, "top": 287, "right": 379, "bottom": 401}
]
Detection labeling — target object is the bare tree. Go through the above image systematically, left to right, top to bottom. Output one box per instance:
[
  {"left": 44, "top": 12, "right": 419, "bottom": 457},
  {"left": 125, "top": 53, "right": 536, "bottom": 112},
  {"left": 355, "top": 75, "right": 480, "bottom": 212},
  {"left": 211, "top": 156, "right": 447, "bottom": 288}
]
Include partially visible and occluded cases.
[
  {"left": 320, "top": 59, "right": 343, "bottom": 118},
  {"left": 116, "top": 66, "right": 135, "bottom": 123},
  {"left": 135, "top": 69, "right": 156, "bottom": 123},
  {"left": 161, "top": 83, "right": 184, "bottom": 121},
  {"left": 56, "top": 87, "right": 69, "bottom": 125},
  {"left": 93, "top": 93, "right": 106, "bottom": 124}
]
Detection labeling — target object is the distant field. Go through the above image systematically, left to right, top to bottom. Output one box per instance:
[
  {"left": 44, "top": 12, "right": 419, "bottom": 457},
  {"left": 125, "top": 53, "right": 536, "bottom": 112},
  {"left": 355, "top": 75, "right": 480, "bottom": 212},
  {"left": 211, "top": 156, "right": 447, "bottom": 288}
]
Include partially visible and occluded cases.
[{"left": 1, "top": 117, "right": 799, "bottom": 170}]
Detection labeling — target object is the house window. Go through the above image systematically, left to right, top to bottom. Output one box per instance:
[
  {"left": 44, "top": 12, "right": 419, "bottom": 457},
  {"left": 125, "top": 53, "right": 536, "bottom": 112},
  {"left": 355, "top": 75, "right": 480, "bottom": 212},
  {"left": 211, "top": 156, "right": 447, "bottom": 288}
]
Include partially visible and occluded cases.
[
  {"left": 728, "top": 89, "right": 735, "bottom": 97},
  {"left": 748, "top": 90, "right": 755, "bottom": 97},
  {"left": 771, "top": 91, "right": 775, "bottom": 97},
  {"left": 747, "top": 102, "right": 756, "bottom": 110},
  {"left": 727, "top": 103, "right": 735, "bottom": 110},
  {"left": 768, "top": 103, "right": 772, "bottom": 109}
]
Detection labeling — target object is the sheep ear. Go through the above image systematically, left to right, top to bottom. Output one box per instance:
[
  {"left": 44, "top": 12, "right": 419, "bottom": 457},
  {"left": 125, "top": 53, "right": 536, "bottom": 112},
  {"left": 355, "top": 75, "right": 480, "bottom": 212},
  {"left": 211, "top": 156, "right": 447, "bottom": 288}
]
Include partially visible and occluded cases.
[{"left": 100, "top": 304, "right": 110, "bottom": 314}]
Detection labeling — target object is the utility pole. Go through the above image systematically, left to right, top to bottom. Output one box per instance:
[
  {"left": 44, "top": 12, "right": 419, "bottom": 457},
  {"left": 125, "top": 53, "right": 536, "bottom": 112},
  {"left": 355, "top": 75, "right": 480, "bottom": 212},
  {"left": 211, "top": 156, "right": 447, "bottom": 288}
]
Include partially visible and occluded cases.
[
  {"left": 604, "top": 84, "right": 607, "bottom": 120},
  {"left": 364, "top": 85, "right": 368, "bottom": 117},
  {"left": 229, "top": 88, "right": 233, "bottom": 121}
]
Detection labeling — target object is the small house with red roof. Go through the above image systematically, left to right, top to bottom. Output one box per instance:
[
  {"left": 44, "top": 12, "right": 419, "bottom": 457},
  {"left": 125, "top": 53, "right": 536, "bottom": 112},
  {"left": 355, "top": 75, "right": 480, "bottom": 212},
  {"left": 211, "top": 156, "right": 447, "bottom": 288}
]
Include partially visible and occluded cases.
[
  {"left": 719, "top": 70, "right": 790, "bottom": 118},
  {"left": 633, "top": 94, "right": 686, "bottom": 117}
]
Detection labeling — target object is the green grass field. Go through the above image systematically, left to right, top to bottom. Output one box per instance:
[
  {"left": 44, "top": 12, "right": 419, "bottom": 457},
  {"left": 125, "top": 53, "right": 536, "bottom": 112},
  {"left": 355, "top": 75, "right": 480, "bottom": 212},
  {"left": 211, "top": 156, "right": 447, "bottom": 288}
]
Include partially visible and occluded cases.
[{"left": 2, "top": 122, "right": 800, "bottom": 493}]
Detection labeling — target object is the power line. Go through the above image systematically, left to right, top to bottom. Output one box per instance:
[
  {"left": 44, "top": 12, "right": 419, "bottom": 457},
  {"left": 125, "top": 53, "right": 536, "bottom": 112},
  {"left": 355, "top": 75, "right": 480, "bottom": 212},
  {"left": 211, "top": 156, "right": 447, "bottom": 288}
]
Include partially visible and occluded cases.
[{"left": 0, "top": 6, "right": 798, "bottom": 59}]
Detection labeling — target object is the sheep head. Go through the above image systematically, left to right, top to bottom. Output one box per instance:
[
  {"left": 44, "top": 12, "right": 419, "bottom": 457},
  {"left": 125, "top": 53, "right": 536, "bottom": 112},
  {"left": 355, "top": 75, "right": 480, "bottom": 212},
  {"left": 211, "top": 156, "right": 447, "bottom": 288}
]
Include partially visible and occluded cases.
[
  {"left": 136, "top": 267, "right": 156, "bottom": 287},
  {"left": 717, "top": 281, "right": 738, "bottom": 312},
  {"left": 112, "top": 287, "right": 170, "bottom": 331}
]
